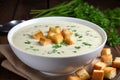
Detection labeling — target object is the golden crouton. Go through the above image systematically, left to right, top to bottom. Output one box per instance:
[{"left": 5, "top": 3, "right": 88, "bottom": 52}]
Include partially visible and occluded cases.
[
  {"left": 49, "top": 27, "right": 61, "bottom": 33},
  {"left": 61, "top": 29, "right": 73, "bottom": 38},
  {"left": 33, "top": 30, "right": 44, "bottom": 40},
  {"left": 47, "top": 31, "right": 56, "bottom": 39},
  {"left": 51, "top": 33, "right": 63, "bottom": 44},
  {"left": 39, "top": 37, "right": 52, "bottom": 46},
  {"left": 65, "top": 38, "right": 74, "bottom": 45},
  {"left": 101, "top": 48, "right": 111, "bottom": 56},
  {"left": 101, "top": 54, "right": 113, "bottom": 66},
  {"left": 113, "top": 57, "right": 120, "bottom": 68},
  {"left": 93, "top": 61, "right": 106, "bottom": 70},
  {"left": 104, "top": 67, "right": 116, "bottom": 79},
  {"left": 76, "top": 68, "right": 90, "bottom": 80},
  {"left": 92, "top": 70, "right": 104, "bottom": 80},
  {"left": 68, "top": 75, "right": 81, "bottom": 80}
]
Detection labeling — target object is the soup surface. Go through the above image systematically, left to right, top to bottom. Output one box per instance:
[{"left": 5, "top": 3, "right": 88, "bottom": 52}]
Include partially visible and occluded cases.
[{"left": 12, "top": 21, "right": 103, "bottom": 57}]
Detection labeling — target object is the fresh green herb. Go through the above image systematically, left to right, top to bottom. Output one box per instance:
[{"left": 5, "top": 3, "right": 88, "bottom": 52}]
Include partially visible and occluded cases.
[
  {"left": 30, "top": 0, "right": 120, "bottom": 46},
  {"left": 55, "top": 26, "right": 60, "bottom": 28},
  {"left": 72, "top": 30, "right": 77, "bottom": 32},
  {"left": 75, "top": 33, "right": 79, "bottom": 37},
  {"left": 79, "top": 36, "right": 83, "bottom": 38},
  {"left": 24, "top": 40, "right": 31, "bottom": 44},
  {"left": 60, "top": 40, "right": 67, "bottom": 46},
  {"left": 82, "top": 42, "right": 92, "bottom": 46},
  {"left": 52, "top": 44, "right": 62, "bottom": 48},
  {"left": 75, "top": 46, "right": 81, "bottom": 49},
  {"left": 32, "top": 49, "right": 39, "bottom": 51},
  {"left": 48, "top": 49, "right": 57, "bottom": 54},
  {"left": 73, "top": 51, "right": 77, "bottom": 53}
]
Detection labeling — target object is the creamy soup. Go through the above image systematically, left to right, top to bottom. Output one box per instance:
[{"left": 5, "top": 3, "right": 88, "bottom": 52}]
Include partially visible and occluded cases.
[{"left": 12, "top": 21, "right": 103, "bottom": 57}]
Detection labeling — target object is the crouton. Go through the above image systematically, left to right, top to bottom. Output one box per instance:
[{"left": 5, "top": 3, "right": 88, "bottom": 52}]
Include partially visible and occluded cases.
[
  {"left": 49, "top": 27, "right": 61, "bottom": 33},
  {"left": 61, "top": 29, "right": 73, "bottom": 38},
  {"left": 33, "top": 30, "right": 44, "bottom": 40},
  {"left": 47, "top": 31, "right": 55, "bottom": 39},
  {"left": 51, "top": 33, "right": 63, "bottom": 44},
  {"left": 39, "top": 37, "right": 52, "bottom": 46},
  {"left": 65, "top": 38, "right": 74, "bottom": 45},
  {"left": 101, "top": 48, "right": 111, "bottom": 56},
  {"left": 101, "top": 54, "right": 113, "bottom": 66},
  {"left": 113, "top": 57, "right": 120, "bottom": 68},
  {"left": 93, "top": 61, "right": 106, "bottom": 70},
  {"left": 104, "top": 67, "right": 116, "bottom": 79},
  {"left": 76, "top": 68, "right": 90, "bottom": 80},
  {"left": 92, "top": 70, "right": 104, "bottom": 80},
  {"left": 68, "top": 75, "right": 81, "bottom": 80}
]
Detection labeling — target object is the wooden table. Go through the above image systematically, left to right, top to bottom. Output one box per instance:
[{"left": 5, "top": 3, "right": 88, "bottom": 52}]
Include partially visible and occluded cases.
[{"left": 0, "top": 0, "right": 120, "bottom": 80}]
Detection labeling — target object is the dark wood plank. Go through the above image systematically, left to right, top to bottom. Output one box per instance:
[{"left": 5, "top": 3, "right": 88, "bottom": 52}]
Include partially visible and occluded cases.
[
  {"left": 0, "top": 0, "right": 18, "bottom": 24},
  {"left": 14, "top": 0, "right": 48, "bottom": 20},
  {"left": 49, "top": 0, "right": 69, "bottom": 8},
  {"left": 85, "top": 0, "right": 120, "bottom": 10}
]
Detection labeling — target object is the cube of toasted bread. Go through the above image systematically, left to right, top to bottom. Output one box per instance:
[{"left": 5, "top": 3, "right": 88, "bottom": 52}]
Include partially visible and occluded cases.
[
  {"left": 49, "top": 27, "right": 61, "bottom": 33},
  {"left": 61, "top": 29, "right": 73, "bottom": 38},
  {"left": 33, "top": 30, "right": 44, "bottom": 40},
  {"left": 47, "top": 31, "right": 55, "bottom": 39},
  {"left": 51, "top": 33, "right": 63, "bottom": 44},
  {"left": 40, "top": 37, "right": 52, "bottom": 46},
  {"left": 65, "top": 38, "right": 74, "bottom": 45},
  {"left": 101, "top": 48, "right": 111, "bottom": 56},
  {"left": 101, "top": 54, "right": 113, "bottom": 66},
  {"left": 113, "top": 57, "right": 120, "bottom": 68},
  {"left": 93, "top": 61, "right": 106, "bottom": 70},
  {"left": 104, "top": 67, "right": 116, "bottom": 79},
  {"left": 76, "top": 68, "right": 90, "bottom": 80},
  {"left": 92, "top": 70, "right": 104, "bottom": 80},
  {"left": 68, "top": 75, "right": 81, "bottom": 80}
]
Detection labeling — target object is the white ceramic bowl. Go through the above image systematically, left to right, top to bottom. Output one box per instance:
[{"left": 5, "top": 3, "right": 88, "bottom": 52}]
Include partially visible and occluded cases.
[{"left": 8, "top": 17, "right": 107, "bottom": 76}]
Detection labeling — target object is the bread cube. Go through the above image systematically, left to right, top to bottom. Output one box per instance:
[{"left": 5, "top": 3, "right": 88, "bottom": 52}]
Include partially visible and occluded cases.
[
  {"left": 49, "top": 27, "right": 61, "bottom": 33},
  {"left": 61, "top": 29, "right": 73, "bottom": 38},
  {"left": 33, "top": 30, "right": 44, "bottom": 40},
  {"left": 47, "top": 31, "right": 55, "bottom": 39},
  {"left": 51, "top": 33, "right": 63, "bottom": 44},
  {"left": 40, "top": 37, "right": 52, "bottom": 46},
  {"left": 65, "top": 38, "right": 74, "bottom": 45},
  {"left": 101, "top": 48, "right": 111, "bottom": 56},
  {"left": 101, "top": 54, "right": 113, "bottom": 66},
  {"left": 113, "top": 57, "right": 120, "bottom": 68},
  {"left": 93, "top": 61, "right": 106, "bottom": 70},
  {"left": 104, "top": 67, "right": 116, "bottom": 79},
  {"left": 76, "top": 68, "right": 90, "bottom": 80},
  {"left": 92, "top": 70, "right": 104, "bottom": 80},
  {"left": 68, "top": 75, "right": 81, "bottom": 80}
]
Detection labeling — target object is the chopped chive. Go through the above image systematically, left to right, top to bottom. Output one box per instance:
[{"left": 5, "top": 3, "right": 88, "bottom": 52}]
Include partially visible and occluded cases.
[
  {"left": 55, "top": 26, "right": 60, "bottom": 28},
  {"left": 72, "top": 30, "right": 77, "bottom": 32},
  {"left": 75, "top": 33, "right": 79, "bottom": 37},
  {"left": 79, "top": 36, "right": 83, "bottom": 38},
  {"left": 24, "top": 40, "right": 31, "bottom": 44},
  {"left": 82, "top": 42, "right": 92, "bottom": 46},
  {"left": 52, "top": 44, "right": 62, "bottom": 48},
  {"left": 75, "top": 46, "right": 81, "bottom": 49},
  {"left": 73, "top": 51, "right": 77, "bottom": 53}
]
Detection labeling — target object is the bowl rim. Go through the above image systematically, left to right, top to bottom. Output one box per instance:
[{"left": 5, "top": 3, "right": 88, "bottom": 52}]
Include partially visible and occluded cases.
[{"left": 7, "top": 16, "right": 107, "bottom": 58}]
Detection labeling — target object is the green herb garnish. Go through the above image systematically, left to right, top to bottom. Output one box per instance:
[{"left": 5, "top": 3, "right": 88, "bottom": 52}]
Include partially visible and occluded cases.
[
  {"left": 24, "top": 40, "right": 31, "bottom": 44},
  {"left": 82, "top": 42, "right": 92, "bottom": 46},
  {"left": 52, "top": 44, "right": 62, "bottom": 48},
  {"left": 75, "top": 46, "right": 81, "bottom": 49}
]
